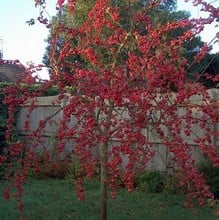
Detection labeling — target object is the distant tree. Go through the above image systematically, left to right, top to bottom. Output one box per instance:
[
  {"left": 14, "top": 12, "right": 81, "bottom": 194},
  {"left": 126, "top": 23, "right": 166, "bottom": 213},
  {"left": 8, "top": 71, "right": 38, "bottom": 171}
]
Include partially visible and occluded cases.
[{"left": 43, "top": 0, "right": 205, "bottom": 86}]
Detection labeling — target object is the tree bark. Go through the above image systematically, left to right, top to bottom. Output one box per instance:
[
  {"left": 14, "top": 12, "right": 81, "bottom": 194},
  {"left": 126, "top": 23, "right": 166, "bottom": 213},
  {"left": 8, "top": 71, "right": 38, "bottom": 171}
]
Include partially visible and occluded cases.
[{"left": 100, "top": 142, "right": 108, "bottom": 220}]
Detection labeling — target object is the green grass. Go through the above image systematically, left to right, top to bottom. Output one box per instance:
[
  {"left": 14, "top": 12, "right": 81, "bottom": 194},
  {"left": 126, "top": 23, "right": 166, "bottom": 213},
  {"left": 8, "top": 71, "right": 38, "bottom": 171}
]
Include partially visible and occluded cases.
[{"left": 0, "top": 179, "right": 218, "bottom": 220}]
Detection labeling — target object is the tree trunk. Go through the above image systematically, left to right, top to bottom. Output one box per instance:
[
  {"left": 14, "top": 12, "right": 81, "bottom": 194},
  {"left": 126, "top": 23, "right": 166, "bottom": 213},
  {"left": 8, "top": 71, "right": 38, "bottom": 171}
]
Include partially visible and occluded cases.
[{"left": 100, "top": 142, "right": 108, "bottom": 220}]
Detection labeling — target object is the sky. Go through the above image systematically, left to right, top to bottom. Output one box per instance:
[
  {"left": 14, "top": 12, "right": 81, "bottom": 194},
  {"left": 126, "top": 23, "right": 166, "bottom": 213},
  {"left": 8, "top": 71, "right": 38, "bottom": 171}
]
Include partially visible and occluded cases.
[{"left": 0, "top": 0, "right": 218, "bottom": 79}]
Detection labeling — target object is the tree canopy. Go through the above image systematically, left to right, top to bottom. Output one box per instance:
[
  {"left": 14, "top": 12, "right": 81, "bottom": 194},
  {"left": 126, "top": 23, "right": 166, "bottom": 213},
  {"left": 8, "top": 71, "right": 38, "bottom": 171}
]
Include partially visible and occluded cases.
[{"left": 43, "top": 0, "right": 213, "bottom": 88}]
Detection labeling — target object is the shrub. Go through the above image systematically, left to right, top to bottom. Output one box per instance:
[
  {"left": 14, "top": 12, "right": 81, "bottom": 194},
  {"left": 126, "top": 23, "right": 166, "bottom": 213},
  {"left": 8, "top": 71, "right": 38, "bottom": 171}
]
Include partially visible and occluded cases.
[
  {"left": 0, "top": 92, "right": 8, "bottom": 154},
  {"left": 28, "top": 147, "right": 74, "bottom": 179},
  {"left": 65, "top": 154, "right": 82, "bottom": 184},
  {"left": 29, "top": 158, "right": 73, "bottom": 179},
  {"left": 198, "top": 160, "right": 219, "bottom": 200},
  {"left": 0, "top": 162, "right": 6, "bottom": 180},
  {"left": 134, "top": 169, "right": 184, "bottom": 195},
  {"left": 135, "top": 171, "right": 165, "bottom": 193},
  {"left": 163, "top": 171, "right": 181, "bottom": 194}
]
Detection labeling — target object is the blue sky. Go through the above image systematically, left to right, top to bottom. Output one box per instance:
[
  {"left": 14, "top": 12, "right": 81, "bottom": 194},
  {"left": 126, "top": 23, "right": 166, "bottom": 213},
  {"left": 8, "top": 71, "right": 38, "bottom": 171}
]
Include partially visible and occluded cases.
[{"left": 0, "top": 0, "right": 218, "bottom": 79}]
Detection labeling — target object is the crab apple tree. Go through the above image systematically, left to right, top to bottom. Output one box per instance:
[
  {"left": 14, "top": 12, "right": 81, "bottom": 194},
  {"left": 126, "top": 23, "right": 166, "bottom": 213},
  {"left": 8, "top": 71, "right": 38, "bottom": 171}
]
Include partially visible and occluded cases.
[{"left": 1, "top": 1, "right": 219, "bottom": 220}]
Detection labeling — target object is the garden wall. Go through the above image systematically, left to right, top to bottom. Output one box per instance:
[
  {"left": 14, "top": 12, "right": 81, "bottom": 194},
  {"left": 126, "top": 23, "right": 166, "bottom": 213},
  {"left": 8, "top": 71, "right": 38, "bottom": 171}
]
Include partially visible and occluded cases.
[{"left": 16, "top": 89, "right": 219, "bottom": 170}]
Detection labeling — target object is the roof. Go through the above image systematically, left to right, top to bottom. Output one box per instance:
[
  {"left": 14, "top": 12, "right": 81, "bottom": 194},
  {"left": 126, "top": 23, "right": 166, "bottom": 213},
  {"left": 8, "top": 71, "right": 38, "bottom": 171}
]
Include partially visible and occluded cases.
[{"left": 0, "top": 59, "right": 26, "bottom": 83}]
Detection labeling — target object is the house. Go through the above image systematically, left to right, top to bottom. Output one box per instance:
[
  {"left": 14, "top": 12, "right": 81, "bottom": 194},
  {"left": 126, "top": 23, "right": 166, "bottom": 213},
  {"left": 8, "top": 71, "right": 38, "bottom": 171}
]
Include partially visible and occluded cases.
[{"left": 0, "top": 59, "right": 26, "bottom": 83}]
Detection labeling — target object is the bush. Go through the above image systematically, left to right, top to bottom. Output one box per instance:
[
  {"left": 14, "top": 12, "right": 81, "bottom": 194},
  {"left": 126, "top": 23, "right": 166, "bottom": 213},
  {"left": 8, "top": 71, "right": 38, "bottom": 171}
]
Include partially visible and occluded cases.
[
  {"left": 0, "top": 93, "right": 8, "bottom": 154},
  {"left": 27, "top": 146, "right": 73, "bottom": 179},
  {"left": 65, "top": 154, "right": 82, "bottom": 184},
  {"left": 29, "top": 158, "right": 73, "bottom": 179},
  {"left": 198, "top": 160, "right": 219, "bottom": 199},
  {"left": 0, "top": 162, "right": 6, "bottom": 180},
  {"left": 134, "top": 169, "right": 183, "bottom": 194},
  {"left": 135, "top": 171, "right": 165, "bottom": 193},
  {"left": 163, "top": 172, "right": 181, "bottom": 194}
]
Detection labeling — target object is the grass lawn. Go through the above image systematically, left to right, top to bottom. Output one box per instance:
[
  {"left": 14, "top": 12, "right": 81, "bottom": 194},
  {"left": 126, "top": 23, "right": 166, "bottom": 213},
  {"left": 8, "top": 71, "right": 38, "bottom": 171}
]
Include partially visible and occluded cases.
[{"left": 0, "top": 179, "right": 218, "bottom": 220}]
